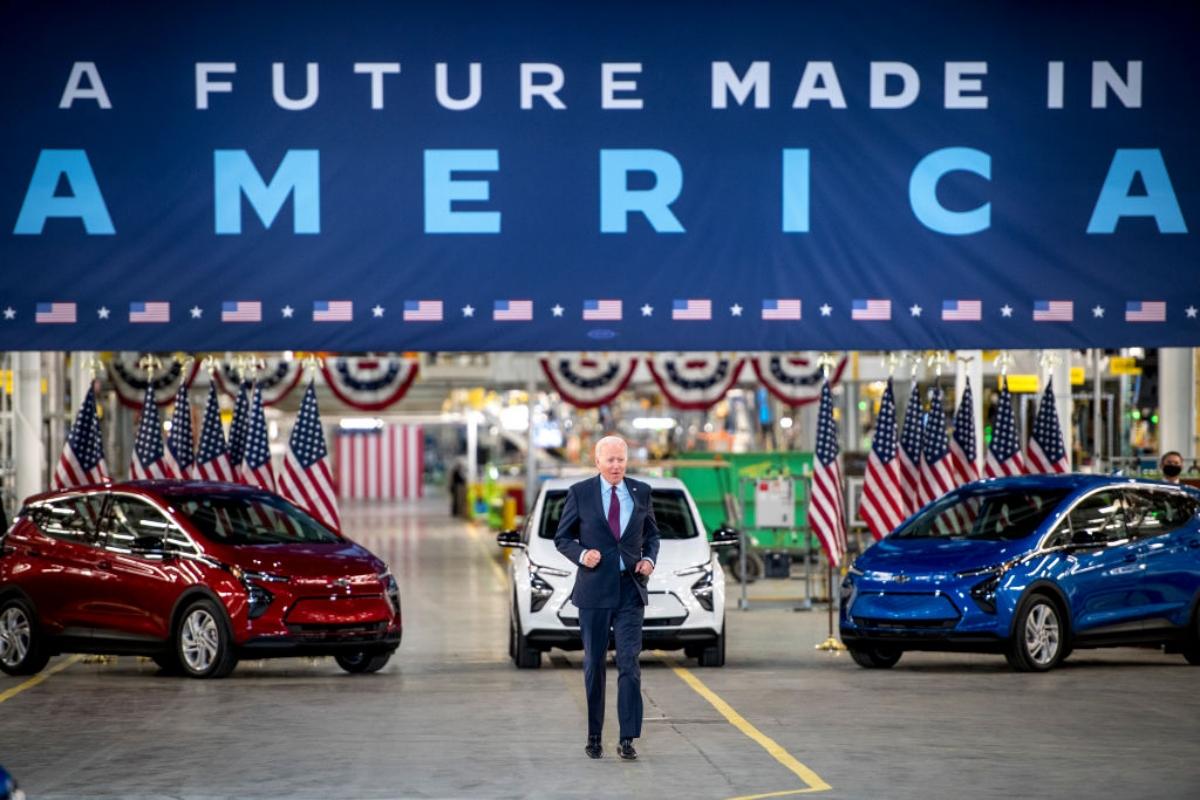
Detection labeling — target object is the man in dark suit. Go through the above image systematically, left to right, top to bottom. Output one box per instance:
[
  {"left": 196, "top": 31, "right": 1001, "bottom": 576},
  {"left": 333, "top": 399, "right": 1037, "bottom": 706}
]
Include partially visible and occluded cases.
[{"left": 554, "top": 435, "right": 660, "bottom": 761}]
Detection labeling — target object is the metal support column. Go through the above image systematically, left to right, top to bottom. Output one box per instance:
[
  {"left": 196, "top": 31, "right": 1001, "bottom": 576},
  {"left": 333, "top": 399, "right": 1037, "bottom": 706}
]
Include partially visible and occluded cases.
[
  {"left": 1158, "top": 348, "right": 1195, "bottom": 458},
  {"left": 14, "top": 352, "right": 44, "bottom": 504}
]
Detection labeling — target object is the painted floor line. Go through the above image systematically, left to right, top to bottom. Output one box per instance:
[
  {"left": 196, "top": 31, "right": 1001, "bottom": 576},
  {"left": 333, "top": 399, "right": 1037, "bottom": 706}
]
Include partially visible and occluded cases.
[
  {"left": 466, "top": 522, "right": 510, "bottom": 585},
  {"left": 655, "top": 651, "right": 832, "bottom": 795},
  {"left": 0, "top": 654, "right": 83, "bottom": 705}
]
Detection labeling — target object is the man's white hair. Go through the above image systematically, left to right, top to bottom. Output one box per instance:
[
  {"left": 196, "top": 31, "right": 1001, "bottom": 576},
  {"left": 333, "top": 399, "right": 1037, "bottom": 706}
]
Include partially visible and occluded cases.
[{"left": 594, "top": 435, "right": 628, "bottom": 459}]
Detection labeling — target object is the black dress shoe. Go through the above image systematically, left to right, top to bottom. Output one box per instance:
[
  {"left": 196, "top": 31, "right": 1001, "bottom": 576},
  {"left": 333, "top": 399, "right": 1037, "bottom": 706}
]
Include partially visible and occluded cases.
[
  {"left": 585, "top": 736, "right": 603, "bottom": 759},
  {"left": 618, "top": 738, "right": 638, "bottom": 760}
]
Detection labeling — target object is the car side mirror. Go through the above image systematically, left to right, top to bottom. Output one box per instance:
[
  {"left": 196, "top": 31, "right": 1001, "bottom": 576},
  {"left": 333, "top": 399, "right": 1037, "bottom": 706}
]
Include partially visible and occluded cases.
[
  {"left": 710, "top": 525, "right": 741, "bottom": 548},
  {"left": 496, "top": 529, "right": 525, "bottom": 549}
]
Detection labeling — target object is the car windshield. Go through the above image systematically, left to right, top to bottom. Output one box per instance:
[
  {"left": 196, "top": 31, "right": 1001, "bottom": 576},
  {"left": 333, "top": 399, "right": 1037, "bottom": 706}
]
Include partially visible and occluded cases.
[
  {"left": 539, "top": 488, "right": 699, "bottom": 540},
  {"left": 892, "top": 488, "right": 1070, "bottom": 541},
  {"left": 173, "top": 493, "right": 341, "bottom": 545}
]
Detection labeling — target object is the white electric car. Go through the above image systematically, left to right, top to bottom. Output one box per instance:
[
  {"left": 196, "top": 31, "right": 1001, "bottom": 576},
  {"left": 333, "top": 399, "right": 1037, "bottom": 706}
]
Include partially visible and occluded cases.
[{"left": 498, "top": 476, "right": 736, "bottom": 668}]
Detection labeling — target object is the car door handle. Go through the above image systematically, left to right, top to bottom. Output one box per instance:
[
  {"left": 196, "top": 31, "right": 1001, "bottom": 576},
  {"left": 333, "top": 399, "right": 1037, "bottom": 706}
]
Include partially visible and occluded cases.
[{"left": 1123, "top": 553, "right": 1137, "bottom": 563}]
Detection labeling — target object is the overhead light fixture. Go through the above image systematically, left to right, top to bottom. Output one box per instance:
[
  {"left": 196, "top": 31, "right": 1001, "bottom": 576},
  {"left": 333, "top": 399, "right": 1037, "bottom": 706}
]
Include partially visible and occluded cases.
[
  {"left": 339, "top": 417, "right": 384, "bottom": 431},
  {"left": 632, "top": 417, "right": 676, "bottom": 431}
]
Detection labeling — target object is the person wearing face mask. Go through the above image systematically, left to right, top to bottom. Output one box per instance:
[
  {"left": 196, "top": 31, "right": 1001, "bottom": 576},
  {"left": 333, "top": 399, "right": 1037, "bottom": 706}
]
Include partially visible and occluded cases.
[{"left": 1160, "top": 451, "right": 1185, "bottom": 484}]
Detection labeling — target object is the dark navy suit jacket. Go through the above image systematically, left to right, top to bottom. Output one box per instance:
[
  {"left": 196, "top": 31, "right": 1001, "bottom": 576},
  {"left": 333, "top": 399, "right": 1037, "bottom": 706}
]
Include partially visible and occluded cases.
[{"left": 553, "top": 475, "right": 661, "bottom": 609}]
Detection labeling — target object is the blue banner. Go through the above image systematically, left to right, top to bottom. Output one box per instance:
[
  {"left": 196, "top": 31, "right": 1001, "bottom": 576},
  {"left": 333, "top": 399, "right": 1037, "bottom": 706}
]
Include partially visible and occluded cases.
[{"left": 0, "top": 1, "right": 1196, "bottom": 351}]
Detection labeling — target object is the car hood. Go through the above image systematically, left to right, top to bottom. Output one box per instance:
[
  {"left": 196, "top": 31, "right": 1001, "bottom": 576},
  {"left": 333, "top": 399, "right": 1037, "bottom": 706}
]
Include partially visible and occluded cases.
[
  {"left": 857, "top": 536, "right": 1030, "bottom": 575},
  {"left": 229, "top": 540, "right": 385, "bottom": 579}
]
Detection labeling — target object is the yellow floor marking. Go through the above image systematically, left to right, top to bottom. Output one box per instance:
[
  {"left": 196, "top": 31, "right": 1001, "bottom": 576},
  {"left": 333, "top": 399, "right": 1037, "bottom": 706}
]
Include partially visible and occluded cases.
[
  {"left": 655, "top": 651, "right": 832, "bottom": 795},
  {"left": 0, "top": 654, "right": 83, "bottom": 705},
  {"left": 725, "top": 788, "right": 828, "bottom": 800}
]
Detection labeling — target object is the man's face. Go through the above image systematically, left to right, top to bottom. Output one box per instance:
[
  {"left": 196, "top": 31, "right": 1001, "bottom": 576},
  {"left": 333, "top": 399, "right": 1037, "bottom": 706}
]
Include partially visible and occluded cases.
[
  {"left": 596, "top": 441, "right": 628, "bottom": 485},
  {"left": 1163, "top": 454, "right": 1184, "bottom": 475}
]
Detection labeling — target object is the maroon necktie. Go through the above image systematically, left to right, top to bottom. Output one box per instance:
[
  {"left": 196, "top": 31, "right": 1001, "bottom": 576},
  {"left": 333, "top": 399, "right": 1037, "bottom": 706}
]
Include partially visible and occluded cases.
[{"left": 607, "top": 486, "right": 621, "bottom": 541}]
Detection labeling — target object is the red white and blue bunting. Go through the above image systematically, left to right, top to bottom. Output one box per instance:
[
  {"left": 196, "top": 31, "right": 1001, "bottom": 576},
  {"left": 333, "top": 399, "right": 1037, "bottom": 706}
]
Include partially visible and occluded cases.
[
  {"left": 107, "top": 352, "right": 200, "bottom": 409},
  {"left": 646, "top": 353, "right": 745, "bottom": 411},
  {"left": 749, "top": 353, "right": 847, "bottom": 407},
  {"left": 320, "top": 354, "right": 420, "bottom": 411},
  {"left": 541, "top": 354, "right": 639, "bottom": 409},
  {"left": 213, "top": 356, "right": 304, "bottom": 407}
]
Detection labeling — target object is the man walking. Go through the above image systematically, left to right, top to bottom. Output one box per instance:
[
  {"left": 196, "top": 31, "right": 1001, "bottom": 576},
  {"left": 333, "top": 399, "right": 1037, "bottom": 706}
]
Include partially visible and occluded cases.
[{"left": 554, "top": 435, "right": 660, "bottom": 760}]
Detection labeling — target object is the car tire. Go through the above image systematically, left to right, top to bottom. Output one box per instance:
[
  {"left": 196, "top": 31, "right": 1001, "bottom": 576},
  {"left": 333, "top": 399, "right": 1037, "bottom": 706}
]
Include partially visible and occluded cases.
[
  {"left": 728, "top": 550, "right": 765, "bottom": 584},
  {"left": 1005, "top": 594, "right": 1065, "bottom": 672},
  {"left": 0, "top": 597, "right": 50, "bottom": 677},
  {"left": 175, "top": 599, "right": 238, "bottom": 679},
  {"left": 514, "top": 618, "right": 541, "bottom": 669},
  {"left": 697, "top": 628, "right": 726, "bottom": 667},
  {"left": 848, "top": 644, "right": 902, "bottom": 669},
  {"left": 335, "top": 649, "right": 393, "bottom": 674}
]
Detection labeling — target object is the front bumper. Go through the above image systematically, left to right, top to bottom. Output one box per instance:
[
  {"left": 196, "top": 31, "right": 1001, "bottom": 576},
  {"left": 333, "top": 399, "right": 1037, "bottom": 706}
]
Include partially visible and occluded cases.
[
  {"left": 238, "top": 626, "right": 402, "bottom": 658},
  {"left": 525, "top": 626, "right": 721, "bottom": 652}
]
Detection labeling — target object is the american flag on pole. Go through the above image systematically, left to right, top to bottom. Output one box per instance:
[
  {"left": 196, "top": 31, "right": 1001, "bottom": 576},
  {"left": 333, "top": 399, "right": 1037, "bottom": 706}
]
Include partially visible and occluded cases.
[
  {"left": 583, "top": 299, "right": 622, "bottom": 321},
  {"left": 672, "top": 299, "right": 711, "bottom": 320},
  {"left": 761, "top": 299, "right": 802, "bottom": 321},
  {"left": 851, "top": 299, "right": 891, "bottom": 320},
  {"left": 313, "top": 300, "right": 353, "bottom": 322},
  {"left": 403, "top": 300, "right": 443, "bottom": 321},
  {"left": 493, "top": 300, "right": 533, "bottom": 321},
  {"left": 942, "top": 300, "right": 982, "bottom": 322},
  {"left": 1033, "top": 300, "right": 1073, "bottom": 322},
  {"left": 129, "top": 301, "right": 170, "bottom": 323},
  {"left": 222, "top": 301, "right": 261, "bottom": 322},
  {"left": 1125, "top": 301, "right": 1166, "bottom": 322},
  {"left": 36, "top": 302, "right": 76, "bottom": 324},
  {"left": 985, "top": 376, "right": 1025, "bottom": 477},
  {"left": 860, "top": 378, "right": 906, "bottom": 540},
  {"left": 1027, "top": 378, "right": 1070, "bottom": 473},
  {"left": 949, "top": 379, "right": 978, "bottom": 485},
  {"left": 279, "top": 380, "right": 340, "bottom": 531},
  {"left": 809, "top": 380, "right": 846, "bottom": 567},
  {"left": 164, "top": 382, "right": 196, "bottom": 479},
  {"left": 196, "top": 382, "right": 236, "bottom": 483},
  {"left": 227, "top": 382, "right": 251, "bottom": 483},
  {"left": 897, "top": 382, "right": 925, "bottom": 515},
  {"left": 53, "top": 383, "right": 110, "bottom": 489},
  {"left": 241, "top": 385, "right": 275, "bottom": 490},
  {"left": 919, "top": 385, "right": 957, "bottom": 507},
  {"left": 130, "top": 386, "right": 169, "bottom": 480},
  {"left": 337, "top": 424, "right": 424, "bottom": 500}
]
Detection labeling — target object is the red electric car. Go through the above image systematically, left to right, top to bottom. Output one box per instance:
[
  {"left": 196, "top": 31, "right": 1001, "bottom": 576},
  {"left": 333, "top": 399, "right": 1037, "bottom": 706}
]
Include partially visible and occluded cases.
[{"left": 0, "top": 481, "right": 401, "bottom": 679}]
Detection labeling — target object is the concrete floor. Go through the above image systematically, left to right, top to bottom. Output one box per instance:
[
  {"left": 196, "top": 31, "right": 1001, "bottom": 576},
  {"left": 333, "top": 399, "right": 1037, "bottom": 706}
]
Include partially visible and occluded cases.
[{"left": 2, "top": 494, "right": 1198, "bottom": 799}]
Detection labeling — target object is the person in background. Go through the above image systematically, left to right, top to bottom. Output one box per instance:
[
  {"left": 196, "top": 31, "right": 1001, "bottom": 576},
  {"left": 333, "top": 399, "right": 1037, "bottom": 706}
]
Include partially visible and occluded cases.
[{"left": 1160, "top": 451, "right": 1184, "bottom": 484}]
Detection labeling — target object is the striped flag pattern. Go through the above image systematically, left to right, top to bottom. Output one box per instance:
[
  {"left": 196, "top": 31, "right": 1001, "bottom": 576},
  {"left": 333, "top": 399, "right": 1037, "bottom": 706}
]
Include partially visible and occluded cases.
[
  {"left": 672, "top": 299, "right": 712, "bottom": 320},
  {"left": 761, "top": 299, "right": 802, "bottom": 320},
  {"left": 851, "top": 299, "right": 891, "bottom": 320},
  {"left": 313, "top": 300, "right": 353, "bottom": 322},
  {"left": 403, "top": 300, "right": 443, "bottom": 321},
  {"left": 493, "top": 300, "right": 533, "bottom": 321},
  {"left": 583, "top": 300, "right": 622, "bottom": 321},
  {"left": 942, "top": 300, "right": 982, "bottom": 321},
  {"left": 1033, "top": 300, "right": 1073, "bottom": 322},
  {"left": 129, "top": 301, "right": 170, "bottom": 323},
  {"left": 221, "top": 301, "right": 261, "bottom": 322},
  {"left": 1125, "top": 301, "right": 1166, "bottom": 322},
  {"left": 36, "top": 302, "right": 76, "bottom": 324},
  {"left": 985, "top": 377, "right": 1025, "bottom": 477},
  {"left": 860, "top": 378, "right": 906, "bottom": 540},
  {"left": 1027, "top": 378, "right": 1070, "bottom": 474},
  {"left": 949, "top": 379, "right": 978, "bottom": 484},
  {"left": 279, "top": 380, "right": 340, "bottom": 531},
  {"left": 809, "top": 381, "right": 846, "bottom": 567},
  {"left": 164, "top": 382, "right": 196, "bottom": 479},
  {"left": 196, "top": 382, "right": 236, "bottom": 482},
  {"left": 227, "top": 382, "right": 251, "bottom": 483},
  {"left": 897, "top": 382, "right": 925, "bottom": 514},
  {"left": 53, "top": 383, "right": 110, "bottom": 490},
  {"left": 241, "top": 385, "right": 275, "bottom": 490},
  {"left": 918, "top": 385, "right": 957, "bottom": 507},
  {"left": 130, "top": 386, "right": 169, "bottom": 480},
  {"left": 337, "top": 424, "right": 424, "bottom": 500}
]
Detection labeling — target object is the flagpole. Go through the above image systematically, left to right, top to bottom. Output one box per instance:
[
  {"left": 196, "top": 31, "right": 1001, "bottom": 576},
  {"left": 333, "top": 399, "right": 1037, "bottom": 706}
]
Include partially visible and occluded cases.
[{"left": 814, "top": 352, "right": 847, "bottom": 654}]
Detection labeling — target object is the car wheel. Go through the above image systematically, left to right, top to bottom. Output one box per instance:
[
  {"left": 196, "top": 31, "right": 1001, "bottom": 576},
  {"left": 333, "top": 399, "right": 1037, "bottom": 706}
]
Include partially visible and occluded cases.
[
  {"left": 729, "top": 550, "right": 765, "bottom": 584},
  {"left": 1006, "top": 594, "right": 1065, "bottom": 672},
  {"left": 0, "top": 597, "right": 50, "bottom": 676},
  {"left": 175, "top": 599, "right": 238, "bottom": 679},
  {"left": 514, "top": 618, "right": 541, "bottom": 669},
  {"left": 697, "top": 628, "right": 726, "bottom": 667},
  {"left": 848, "top": 644, "right": 902, "bottom": 669},
  {"left": 335, "top": 650, "right": 392, "bottom": 674}
]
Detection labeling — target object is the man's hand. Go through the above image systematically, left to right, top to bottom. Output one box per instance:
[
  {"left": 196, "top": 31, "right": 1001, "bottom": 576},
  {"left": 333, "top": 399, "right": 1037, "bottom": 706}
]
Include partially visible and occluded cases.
[
  {"left": 582, "top": 549, "right": 601, "bottom": 568},
  {"left": 635, "top": 559, "right": 654, "bottom": 577}
]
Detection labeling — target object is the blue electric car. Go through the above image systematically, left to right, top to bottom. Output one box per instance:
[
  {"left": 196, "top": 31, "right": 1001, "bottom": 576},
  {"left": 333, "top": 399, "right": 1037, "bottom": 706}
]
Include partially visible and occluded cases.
[{"left": 841, "top": 475, "right": 1200, "bottom": 671}]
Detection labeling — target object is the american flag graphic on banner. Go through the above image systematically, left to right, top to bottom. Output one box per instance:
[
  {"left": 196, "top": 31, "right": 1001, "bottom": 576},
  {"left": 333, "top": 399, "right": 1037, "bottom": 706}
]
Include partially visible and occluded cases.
[
  {"left": 583, "top": 299, "right": 622, "bottom": 321},
  {"left": 672, "top": 299, "right": 711, "bottom": 320},
  {"left": 761, "top": 299, "right": 802, "bottom": 320},
  {"left": 851, "top": 299, "right": 891, "bottom": 320},
  {"left": 313, "top": 300, "right": 353, "bottom": 322},
  {"left": 403, "top": 300, "right": 443, "bottom": 321},
  {"left": 493, "top": 300, "right": 533, "bottom": 321},
  {"left": 942, "top": 300, "right": 982, "bottom": 321},
  {"left": 1033, "top": 300, "right": 1073, "bottom": 322},
  {"left": 129, "top": 301, "right": 170, "bottom": 323},
  {"left": 221, "top": 301, "right": 261, "bottom": 322},
  {"left": 1125, "top": 301, "right": 1166, "bottom": 322},
  {"left": 36, "top": 302, "right": 76, "bottom": 324},
  {"left": 985, "top": 376, "right": 1025, "bottom": 478},
  {"left": 860, "top": 378, "right": 906, "bottom": 540},
  {"left": 1027, "top": 378, "right": 1070, "bottom": 473},
  {"left": 950, "top": 379, "right": 978, "bottom": 484},
  {"left": 279, "top": 380, "right": 340, "bottom": 531},
  {"left": 809, "top": 381, "right": 846, "bottom": 566},
  {"left": 164, "top": 382, "right": 196, "bottom": 479},
  {"left": 196, "top": 382, "right": 236, "bottom": 482},
  {"left": 227, "top": 382, "right": 251, "bottom": 483},
  {"left": 897, "top": 382, "right": 925, "bottom": 515},
  {"left": 53, "top": 383, "right": 110, "bottom": 490},
  {"left": 241, "top": 385, "right": 275, "bottom": 490},
  {"left": 919, "top": 385, "right": 957, "bottom": 507},
  {"left": 130, "top": 386, "right": 168, "bottom": 480},
  {"left": 337, "top": 424, "right": 424, "bottom": 500}
]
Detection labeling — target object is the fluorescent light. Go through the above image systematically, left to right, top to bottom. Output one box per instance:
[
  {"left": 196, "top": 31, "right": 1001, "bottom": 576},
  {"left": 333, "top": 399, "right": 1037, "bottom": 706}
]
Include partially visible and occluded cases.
[
  {"left": 339, "top": 417, "right": 384, "bottom": 431},
  {"left": 632, "top": 417, "right": 677, "bottom": 431},
  {"left": 780, "top": 417, "right": 793, "bottom": 429}
]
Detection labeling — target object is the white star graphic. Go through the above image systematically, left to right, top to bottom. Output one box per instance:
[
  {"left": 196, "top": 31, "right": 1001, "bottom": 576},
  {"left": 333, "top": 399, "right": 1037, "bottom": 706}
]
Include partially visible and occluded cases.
[
  {"left": 730, "top": 303, "right": 743, "bottom": 317},
  {"left": 462, "top": 304, "right": 475, "bottom": 318},
  {"left": 551, "top": 304, "right": 564, "bottom": 317},
  {"left": 641, "top": 304, "right": 653, "bottom": 317},
  {"left": 819, "top": 304, "right": 832, "bottom": 317},
  {"left": 909, "top": 304, "right": 922, "bottom": 317},
  {"left": 1000, "top": 304, "right": 1013, "bottom": 318},
  {"left": 282, "top": 305, "right": 294, "bottom": 318},
  {"left": 372, "top": 305, "right": 385, "bottom": 318},
  {"left": 1092, "top": 305, "right": 1105, "bottom": 318},
  {"left": 1186, "top": 305, "right": 1198, "bottom": 319},
  {"left": 97, "top": 306, "right": 110, "bottom": 320},
  {"left": 189, "top": 306, "right": 202, "bottom": 319},
  {"left": 3, "top": 307, "right": 15, "bottom": 320}
]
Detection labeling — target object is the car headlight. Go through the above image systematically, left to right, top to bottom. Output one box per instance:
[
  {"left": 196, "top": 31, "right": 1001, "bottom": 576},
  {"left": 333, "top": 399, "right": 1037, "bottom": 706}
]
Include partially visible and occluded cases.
[
  {"left": 956, "top": 558, "right": 1020, "bottom": 614},
  {"left": 528, "top": 560, "right": 568, "bottom": 613},
  {"left": 675, "top": 562, "right": 710, "bottom": 577},
  {"left": 228, "top": 565, "right": 288, "bottom": 619},
  {"left": 688, "top": 566, "right": 716, "bottom": 611},
  {"left": 379, "top": 571, "right": 401, "bottom": 615}
]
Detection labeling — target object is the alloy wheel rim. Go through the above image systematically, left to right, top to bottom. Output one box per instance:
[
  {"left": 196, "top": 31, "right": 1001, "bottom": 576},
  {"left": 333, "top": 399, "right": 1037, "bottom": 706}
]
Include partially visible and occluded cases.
[
  {"left": 1024, "top": 604, "right": 1060, "bottom": 665},
  {"left": 0, "top": 607, "right": 31, "bottom": 667},
  {"left": 180, "top": 609, "right": 220, "bottom": 672}
]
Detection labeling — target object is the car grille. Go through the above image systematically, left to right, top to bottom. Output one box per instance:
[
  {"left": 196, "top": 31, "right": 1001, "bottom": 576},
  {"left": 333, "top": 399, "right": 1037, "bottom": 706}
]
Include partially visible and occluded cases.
[
  {"left": 852, "top": 617, "right": 959, "bottom": 629},
  {"left": 285, "top": 621, "right": 388, "bottom": 641}
]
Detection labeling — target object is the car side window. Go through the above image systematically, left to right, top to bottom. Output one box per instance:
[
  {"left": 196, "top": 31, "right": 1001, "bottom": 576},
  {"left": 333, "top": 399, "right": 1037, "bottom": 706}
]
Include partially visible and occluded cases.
[
  {"left": 1124, "top": 490, "right": 1194, "bottom": 540},
  {"left": 1066, "top": 491, "right": 1127, "bottom": 546},
  {"left": 30, "top": 496, "right": 106, "bottom": 546},
  {"left": 100, "top": 496, "right": 194, "bottom": 554}
]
